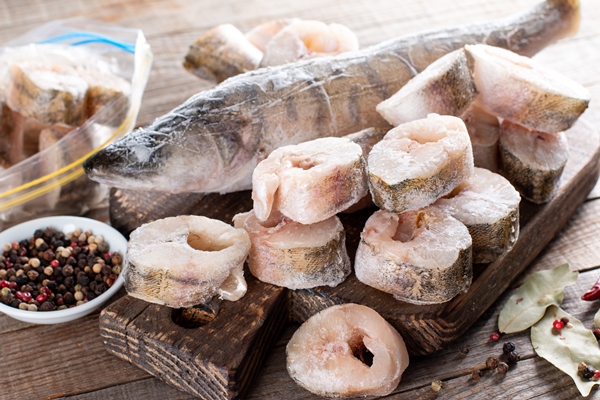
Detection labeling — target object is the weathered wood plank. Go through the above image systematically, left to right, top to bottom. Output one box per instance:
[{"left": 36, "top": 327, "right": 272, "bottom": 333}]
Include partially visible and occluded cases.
[
  {"left": 99, "top": 273, "right": 289, "bottom": 399},
  {"left": 0, "top": 310, "right": 150, "bottom": 400},
  {"left": 57, "top": 378, "right": 196, "bottom": 400}
]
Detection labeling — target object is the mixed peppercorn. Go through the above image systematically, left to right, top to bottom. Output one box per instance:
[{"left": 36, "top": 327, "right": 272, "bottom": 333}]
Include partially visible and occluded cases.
[{"left": 0, "top": 227, "right": 122, "bottom": 311}]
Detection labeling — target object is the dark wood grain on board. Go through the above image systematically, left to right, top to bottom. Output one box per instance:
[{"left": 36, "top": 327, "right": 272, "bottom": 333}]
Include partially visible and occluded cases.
[{"left": 99, "top": 273, "right": 288, "bottom": 399}]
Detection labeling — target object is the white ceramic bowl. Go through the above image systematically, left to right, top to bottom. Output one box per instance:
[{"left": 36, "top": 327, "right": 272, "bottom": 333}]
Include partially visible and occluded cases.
[{"left": 0, "top": 216, "right": 127, "bottom": 324}]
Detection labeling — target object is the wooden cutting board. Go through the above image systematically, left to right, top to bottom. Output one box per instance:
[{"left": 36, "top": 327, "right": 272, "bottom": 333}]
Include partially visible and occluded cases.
[{"left": 100, "top": 113, "right": 600, "bottom": 398}]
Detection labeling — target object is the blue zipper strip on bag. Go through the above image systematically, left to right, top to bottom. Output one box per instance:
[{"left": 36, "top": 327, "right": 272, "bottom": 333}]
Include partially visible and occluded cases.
[{"left": 37, "top": 31, "right": 135, "bottom": 53}]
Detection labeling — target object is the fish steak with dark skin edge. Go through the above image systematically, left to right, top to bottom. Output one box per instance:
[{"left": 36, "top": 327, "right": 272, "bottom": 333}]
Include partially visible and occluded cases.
[{"left": 84, "top": 0, "right": 580, "bottom": 194}]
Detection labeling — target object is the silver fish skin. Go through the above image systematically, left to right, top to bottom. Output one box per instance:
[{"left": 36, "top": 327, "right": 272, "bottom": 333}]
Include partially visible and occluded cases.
[{"left": 84, "top": 0, "right": 580, "bottom": 194}]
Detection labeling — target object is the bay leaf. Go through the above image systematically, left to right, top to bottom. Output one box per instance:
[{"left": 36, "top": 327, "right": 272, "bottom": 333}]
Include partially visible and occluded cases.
[
  {"left": 498, "top": 263, "right": 578, "bottom": 333},
  {"left": 531, "top": 306, "right": 600, "bottom": 397},
  {"left": 595, "top": 307, "right": 600, "bottom": 329}
]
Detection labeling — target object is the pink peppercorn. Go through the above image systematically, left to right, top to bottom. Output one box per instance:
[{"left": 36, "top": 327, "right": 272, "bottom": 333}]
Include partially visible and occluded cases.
[
  {"left": 15, "top": 291, "right": 32, "bottom": 302},
  {"left": 553, "top": 320, "right": 565, "bottom": 330},
  {"left": 489, "top": 332, "right": 500, "bottom": 341}
]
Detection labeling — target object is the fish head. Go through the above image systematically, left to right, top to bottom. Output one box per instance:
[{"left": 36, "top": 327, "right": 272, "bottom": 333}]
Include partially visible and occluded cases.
[{"left": 84, "top": 110, "right": 258, "bottom": 193}]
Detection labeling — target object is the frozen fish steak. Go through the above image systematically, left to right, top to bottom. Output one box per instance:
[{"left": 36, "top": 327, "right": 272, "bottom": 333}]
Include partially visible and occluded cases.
[
  {"left": 260, "top": 20, "right": 358, "bottom": 67},
  {"left": 183, "top": 24, "right": 263, "bottom": 83},
  {"left": 465, "top": 44, "right": 590, "bottom": 133},
  {"left": 376, "top": 48, "right": 477, "bottom": 126},
  {"left": 7, "top": 63, "right": 88, "bottom": 126},
  {"left": 368, "top": 114, "right": 474, "bottom": 214},
  {"left": 499, "top": 120, "right": 569, "bottom": 204},
  {"left": 252, "top": 137, "right": 368, "bottom": 224},
  {"left": 435, "top": 167, "right": 520, "bottom": 263},
  {"left": 355, "top": 208, "right": 472, "bottom": 304},
  {"left": 233, "top": 210, "right": 351, "bottom": 290},
  {"left": 124, "top": 215, "right": 251, "bottom": 308},
  {"left": 286, "top": 303, "right": 409, "bottom": 398}
]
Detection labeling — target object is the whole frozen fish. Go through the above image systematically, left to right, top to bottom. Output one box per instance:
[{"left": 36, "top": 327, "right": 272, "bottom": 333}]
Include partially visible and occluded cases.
[{"left": 84, "top": 0, "right": 581, "bottom": 194}]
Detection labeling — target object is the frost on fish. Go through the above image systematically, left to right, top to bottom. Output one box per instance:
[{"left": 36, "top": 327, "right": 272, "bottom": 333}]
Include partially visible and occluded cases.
[
  {"left": 84, "top": 0, "right": 581, "bottom": 194},
  {"left": 260, "top": 20, "right": 359, "bottom": 67},
  {"left": 183, "top": 24, "right": 263, "bottom": 83},
  {"left": 465, "top": 44, "right": 590, "bottom": 133},
  {"left": 376, "top": 49, "right": 477, "bottom": 126},
  {"left": 459, "top": 104, "right": 500, "bottom": 172},
  {"left": 368, "top": 114, "right": 474, "bottom": 214},
  {"left": 499, "top": 120, "right": 569, "bottom": 204},
  {"left": 252, "top": 137, "right": 368, "bottom": 224},
  {"left": 434, "top": 167, "right": 520, "bottom": 263},
  {"left": 355, "top": 208, "right": 472, "bottom": 304},
  {"left": 233, "top": 210, "right": 351, "bottom": 290},
  {"left": 124, "top": 215, "right": 251, "bottom": 308},
  {"left": 286, "top": 303, "right": 409, "bottom": 398}
]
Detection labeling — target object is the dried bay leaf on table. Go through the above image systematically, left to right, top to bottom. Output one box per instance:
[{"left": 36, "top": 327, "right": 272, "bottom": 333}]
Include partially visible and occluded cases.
[
  {"left": 498, "top": 264, "right": 578, "bottom": 333},
  {"left": 531, "top": 306, "right": 600, "bottom": 397},
  {"left": 594, "top": 307, "right": 600, "bottom": 329}
]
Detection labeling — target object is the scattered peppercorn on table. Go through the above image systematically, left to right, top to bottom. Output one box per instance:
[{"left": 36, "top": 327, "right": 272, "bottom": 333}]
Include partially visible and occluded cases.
[{"left": 2, "top": 0, "right": 600, "bottom": 399}]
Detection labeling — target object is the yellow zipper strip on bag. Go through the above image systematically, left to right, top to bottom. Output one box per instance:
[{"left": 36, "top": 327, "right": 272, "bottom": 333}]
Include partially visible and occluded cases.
[{"left": 0, "top": 113, "right": 133, "bottom": 212}]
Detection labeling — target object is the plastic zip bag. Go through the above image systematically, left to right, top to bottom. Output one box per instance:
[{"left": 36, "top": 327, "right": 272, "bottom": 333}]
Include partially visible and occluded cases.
[{"left": 0, "top": 18, "right": 152, "bottom": 229}]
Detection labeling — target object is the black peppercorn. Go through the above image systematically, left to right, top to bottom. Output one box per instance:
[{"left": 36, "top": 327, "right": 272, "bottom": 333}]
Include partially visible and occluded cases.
[
  {"left": 62, "top": 265, "right": 74, "bottom": 277},
  {"left": 101, "top": 265, "right": 112, "bottom": 276},
  {"left": 77, "top": 272, "right": 90, "bottom": 286},
  {"left": 15, "top": 273, "right": 28, "bottom": 286},
  {"left": 64, "top": 276, "right": 74, "bottom": 288},
  {"left": 46, "top": 280, "right": 57, "bottom": 291},
  {"left": 63, "top": 292, "right": 75, "bottom": 305},
  {"left": 87, "top": 292, "right": 97, "bottom": 301},
  {"left": 39, "top": 301, "right": 55, "bottom": 311},
  {"left": 502, "top": 342, "right": 516, "bottom": 355},
  {"left": 507, "top": 351, "right": 520, "bottom": 364},
  {"left": 583, "top": 366, "right": 595, "bottom": 380}
]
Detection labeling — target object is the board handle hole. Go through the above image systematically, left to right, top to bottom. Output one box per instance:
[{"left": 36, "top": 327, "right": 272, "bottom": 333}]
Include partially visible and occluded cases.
[{"left": 171, "top": 298, "right": 221, "bottom": 328}]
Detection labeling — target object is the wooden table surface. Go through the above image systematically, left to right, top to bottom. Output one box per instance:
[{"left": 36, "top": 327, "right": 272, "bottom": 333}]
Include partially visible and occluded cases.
[{"left": 2, "top": 0, "right": 600, "bottom": 399}]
